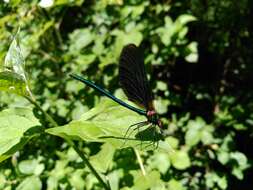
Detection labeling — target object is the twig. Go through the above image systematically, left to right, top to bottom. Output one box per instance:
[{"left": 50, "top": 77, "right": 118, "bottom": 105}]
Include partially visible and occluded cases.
[{"left": 134, "top": 148, "right": 146, "bottom": 176}]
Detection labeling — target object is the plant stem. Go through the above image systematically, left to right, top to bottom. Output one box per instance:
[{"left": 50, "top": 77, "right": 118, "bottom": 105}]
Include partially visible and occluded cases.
[
  {"left": 24, "top": 95, "right": 111, "bottom": 190},
  {"left": 25, "top": 95, "right": 58, "bottom": 128},
  {"left": 67, "top": 140, "right": 111, "bottom": 190},
  {"left": 134, "top": 148, "right": 146, "bottom": 176}
]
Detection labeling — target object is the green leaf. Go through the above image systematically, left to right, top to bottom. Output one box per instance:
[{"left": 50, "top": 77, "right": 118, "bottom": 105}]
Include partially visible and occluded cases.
[
  {"left": 54, "top": 0, "right": 85, "bottom": 6},
  {"left": 176, "top": 14, "right": 197, "bottom": 25},
  {"left": 68, "top": 29, "right": 94, "bottom": 55},
  {"left": 0, "top": 30, "right": 31, "bottom": 96},
  {"left": 4, "top": 32, "right": 27, "bottom": 81},
  {"left": 185, "top": 42, "right": 198, "bottom": 63},
  {"left": 0, "top": 71, "right": 27, "bottom": 95},
  {"left": 154, "top": 98, "right": 169, "bottom": 114},
  {"left": 46, "top": 99, "right": 172, "bottom": 152},
  {"left": 0, "top": 108, "right": 42, "bottom": 162},
  {"left": 185, "top": 117, "right": 214, "bottom": 147},
  {"left": 185, "top": 118, "right": 205, "bottom": 147},
  {"left": 165, "top": 136, "right": 179, "bottom": 149},
  {"left": 90, "top": 143, "right": 115, "bottom": 173},
  {"left": 170, "top": 150, "right": 191, "bottom": 170},
  {"left": 217, "top": 151, "right": 230, "bottom": 165},
  {"left": 147, "top": 152, "right": 170, "bottom": 174},
  {"left": 230, "top": 152, "right": 249, "bottom": 179},
  {"left": 18, "top": 159, "right": 44, "bottom": 175},
  {"left": 69, "top": 170, "right": 85, "bottom": 190},
  {"left": 108, "top": 170, "right": 123, "bottom": 190},
  {"left": 131, "top": 170, "right": 162, "bottom": 190},
  {"left": 205, "top": 172, "right": 227, "bottom": 189},
  {"left": 16, "top": 176, "right": 42, "bottom": 190},
  {"left": 167, "top": 179, "right": 185, "bottom": 190}
]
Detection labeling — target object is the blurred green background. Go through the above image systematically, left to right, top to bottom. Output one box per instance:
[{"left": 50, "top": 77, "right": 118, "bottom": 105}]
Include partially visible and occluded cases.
[{"left": 0, "top": 0, "right": 253, "bottom": 189}]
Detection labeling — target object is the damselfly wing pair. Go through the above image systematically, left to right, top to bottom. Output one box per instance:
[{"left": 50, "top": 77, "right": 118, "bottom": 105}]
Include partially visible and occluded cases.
[{"left": 70, "top": 44, "right": 163, "bottom": 146}]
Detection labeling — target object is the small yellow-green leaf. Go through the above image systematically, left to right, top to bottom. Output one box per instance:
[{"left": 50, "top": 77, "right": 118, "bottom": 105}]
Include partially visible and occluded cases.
[
  {"left": 0, "top": 71, "right": 27, "bottom": 95},
  {"left": 170, "top": 150, "right": 191, "bottom": 170},
  {"left": 131, "top": 170, "right": 162, "bottom": 190},
  {"left": 16, "top": 176, "right": 42, "bottom": 190}
]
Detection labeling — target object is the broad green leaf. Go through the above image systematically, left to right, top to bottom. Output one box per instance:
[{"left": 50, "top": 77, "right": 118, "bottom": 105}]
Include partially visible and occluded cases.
[
  {"left": 46, "top": 99, "right": 172, "bottom": 152},
  {"left": 0, "top": 108, "right": 42, "bottom": 162},
  {"left": 170, "top": 150, "right": 191, "bottom": 170},
  {"left": 16, "top": 176, "right": 42, "bottom": 190}
]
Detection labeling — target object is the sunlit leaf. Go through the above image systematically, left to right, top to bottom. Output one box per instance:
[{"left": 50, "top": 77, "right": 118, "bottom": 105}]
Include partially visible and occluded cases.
[
  {"left": 38, "top": 0, "right": 54, "bottom": 8},
  {"left": 68, "top": 29, "right": 94, "bottom": 55},
  {"left": 0, "top": 31, "right": 31, "bottom": 96},
  {"left": 4, "top": 33, "right": 26, "bottom": 81},
  {"left": 185, "top": 42, "right": 198, "bottom": 63},
  {"left": 0, "top": 71, "right": 27, "bottom": 95},
  {"left": 46, "top": 99, "right": 172, "bottom": 152},
  {"left": 0, "top": 108, "right": 42, "bottom": 162},
  {"left": 90, "top": 143, "right": 115, "bottom": 173},
  {"left": 170, "top": 150, "right": 191, "bottom": 170},
  {"left": 147, "top": 152, "right": 170, "bottom": 174},
  {"left": 18, "top": 159, "right": 45, "bottom": 175},
  {"left": 131, "top": 170, "right": 162, "bottom": 190},
  {"left": 16, "top": 176, "right": 42, "bottom": 190},
  {"left": 167, "top": 179, "right": 185, "bottom": 190}
]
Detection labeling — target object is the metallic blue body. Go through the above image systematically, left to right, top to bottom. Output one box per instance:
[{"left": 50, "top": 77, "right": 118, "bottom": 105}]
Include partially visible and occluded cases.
[{"left": 70, "top": 73, "right": 147, "bottom": 116}]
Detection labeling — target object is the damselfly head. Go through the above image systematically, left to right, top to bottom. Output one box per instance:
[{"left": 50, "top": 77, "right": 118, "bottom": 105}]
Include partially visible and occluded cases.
[{"left": 147, "top": 110, "right": 163, "bottom": 129}]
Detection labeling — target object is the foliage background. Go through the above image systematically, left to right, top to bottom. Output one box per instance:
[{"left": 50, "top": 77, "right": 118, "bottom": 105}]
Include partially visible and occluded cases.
[{"left": 0, "top": 0, "right": 253, "bottom": 189}]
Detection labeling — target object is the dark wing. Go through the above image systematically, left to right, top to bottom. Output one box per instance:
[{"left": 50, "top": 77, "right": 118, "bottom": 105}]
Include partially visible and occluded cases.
[{"left": 119, "top": 44, "right": 153, "bottom": 109}]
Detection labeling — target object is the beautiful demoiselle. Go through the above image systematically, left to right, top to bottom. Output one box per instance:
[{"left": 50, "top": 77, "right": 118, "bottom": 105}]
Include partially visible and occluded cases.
[{"left": 70, "top": 44, "right": 163, "bottom": 142}]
